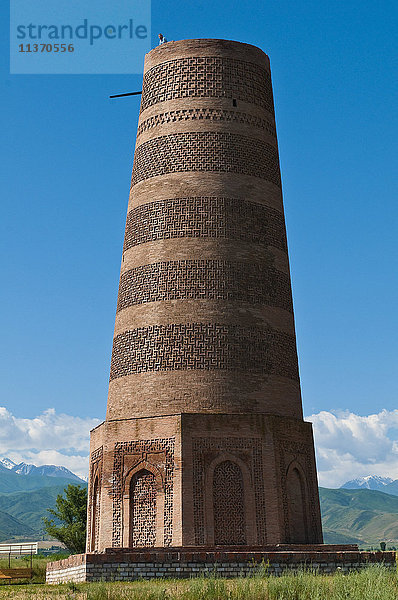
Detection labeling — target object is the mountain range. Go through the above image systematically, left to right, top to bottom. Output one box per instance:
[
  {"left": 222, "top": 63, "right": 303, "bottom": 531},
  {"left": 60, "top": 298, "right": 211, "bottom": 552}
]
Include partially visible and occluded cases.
[
  {"left": 0, "top": 457, "right": 84, "bottom": 482},
  {"left": 0, "top": 459, "right": 87, "bottom": 542},
  {"left": 0, "top": 462, "right": 397, "bottom": 546},
  {"left": 341, "top": 475, "right": 398, "bottom": 496},
  {"left": 320, "top": 487, "right": 398, "bottom": 546}
]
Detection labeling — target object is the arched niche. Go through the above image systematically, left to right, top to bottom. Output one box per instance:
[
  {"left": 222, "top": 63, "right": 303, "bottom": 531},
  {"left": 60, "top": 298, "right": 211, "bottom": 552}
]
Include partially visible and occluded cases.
[
  {"left": 204, "top": 452, "right": 256, "bottom": 546},
  {"left": 122, "top": 461, "right": 165, "bottom": 547},
  {"left": 286, "top": 461, "right": 308, "bottom": 543}
]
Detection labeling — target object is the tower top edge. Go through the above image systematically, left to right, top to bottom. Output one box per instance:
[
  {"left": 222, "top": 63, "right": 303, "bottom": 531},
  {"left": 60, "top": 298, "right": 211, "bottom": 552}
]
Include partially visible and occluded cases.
[{"left": 144, "top": 38, "right": 270, "bottom": 72}]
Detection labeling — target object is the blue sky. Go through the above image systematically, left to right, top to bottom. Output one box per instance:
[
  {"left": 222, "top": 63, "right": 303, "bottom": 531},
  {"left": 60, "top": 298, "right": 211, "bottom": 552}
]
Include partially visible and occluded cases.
[{"left": 1, "top": 1, "right": 397, "bottom": 483}]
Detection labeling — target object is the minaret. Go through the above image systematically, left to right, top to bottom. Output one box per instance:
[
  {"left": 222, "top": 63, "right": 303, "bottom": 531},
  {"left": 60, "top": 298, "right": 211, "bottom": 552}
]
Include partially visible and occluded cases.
[{"left": 87, "top": 39, "right": 323, "bottom": 552}]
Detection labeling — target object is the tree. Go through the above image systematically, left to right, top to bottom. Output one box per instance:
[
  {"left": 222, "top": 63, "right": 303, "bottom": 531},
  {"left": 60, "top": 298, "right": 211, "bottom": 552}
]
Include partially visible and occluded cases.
[{"left": 43, "top": 484, "right": 87, "bottom": 554}]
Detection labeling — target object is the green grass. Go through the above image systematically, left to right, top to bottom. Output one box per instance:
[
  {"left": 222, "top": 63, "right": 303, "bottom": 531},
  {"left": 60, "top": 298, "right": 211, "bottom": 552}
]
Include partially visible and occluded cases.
[
  {"left": 0, "top": 553, "right": 69, "bottom": 585},
  {"left": 0, "top": 565, "right": 398, "bottom": 599}
]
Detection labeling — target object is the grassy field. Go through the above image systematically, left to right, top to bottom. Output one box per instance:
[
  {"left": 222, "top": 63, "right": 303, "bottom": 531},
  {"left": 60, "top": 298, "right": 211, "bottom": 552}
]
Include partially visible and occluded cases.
[{"left": 0, "top": 565, "right": 398, "bottom": 599}]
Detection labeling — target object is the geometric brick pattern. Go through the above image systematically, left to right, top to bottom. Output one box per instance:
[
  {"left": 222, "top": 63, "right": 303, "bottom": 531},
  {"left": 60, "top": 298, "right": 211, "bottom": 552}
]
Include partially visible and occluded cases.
[
  {"left": 140, "top": 56, "right": 274, "bottom": 113},
  {"left": 137, "top": 108, "right": 276, "bottom": 137},
  {"left": 131, "top": 132, "right": 281, "bottom": 187},
  {"left": 123, "top": 197, "right": 287, "bottom": 252},
  {"left": 116, "top": 260, "right": 293, "bottom": 313},
  {"left": 109, "top": 323, "right": 299, "bottom": 381},
  {"left": 192, "top": 437, "right": 266, "bottom": 545},
  {"left": 111, "top": 438, "right": 175, "bottom": 548},
  {"left": 213, "top": 461, "right": 246, "bottom": 545},
  {"left": 130, "top": 470, "right": 157, "bottom": 547}
]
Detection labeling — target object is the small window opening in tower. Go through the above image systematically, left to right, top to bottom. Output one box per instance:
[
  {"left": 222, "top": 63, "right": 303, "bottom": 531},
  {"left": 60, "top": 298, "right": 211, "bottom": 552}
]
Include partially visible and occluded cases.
[{"left": 232, "top": 99, "right": 237, "bottom": 107}]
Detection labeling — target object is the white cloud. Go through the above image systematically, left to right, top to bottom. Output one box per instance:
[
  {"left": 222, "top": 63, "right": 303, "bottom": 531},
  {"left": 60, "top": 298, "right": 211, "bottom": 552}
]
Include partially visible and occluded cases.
[
  {"left": 0, "top": 407, "right": 101, "bottom": 479},
  {"left": 308, "top": 409, "right": 398, "bottom": 488}
]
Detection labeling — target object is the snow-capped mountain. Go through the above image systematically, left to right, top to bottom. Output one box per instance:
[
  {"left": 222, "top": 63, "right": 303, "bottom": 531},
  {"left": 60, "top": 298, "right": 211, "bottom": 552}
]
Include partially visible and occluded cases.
[
  {"left": 0, "top": 457, "right": 83, "bottom": 482},
  {"left": 0, "top": 458, "right": 16, "bottom": 470},
  {"left": 341, "top": 475, "right": 394, "bottom": 492}
]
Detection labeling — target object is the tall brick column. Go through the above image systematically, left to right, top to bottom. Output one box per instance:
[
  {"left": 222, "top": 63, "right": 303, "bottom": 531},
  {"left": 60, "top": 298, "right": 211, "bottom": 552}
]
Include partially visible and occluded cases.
[{"left": 87, "top": 39, "right": 323, "bottom": 552}]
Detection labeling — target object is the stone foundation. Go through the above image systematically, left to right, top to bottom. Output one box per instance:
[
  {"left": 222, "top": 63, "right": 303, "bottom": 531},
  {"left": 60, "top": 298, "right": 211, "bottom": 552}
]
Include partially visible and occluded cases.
[{"left": 46, "top": 546, "right": 395, "bottom": 583}]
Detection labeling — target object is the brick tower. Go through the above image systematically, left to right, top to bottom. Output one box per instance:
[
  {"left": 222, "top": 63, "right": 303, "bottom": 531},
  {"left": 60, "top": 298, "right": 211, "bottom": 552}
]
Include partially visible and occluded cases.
[{"left": 87, "top": 39, "right": 323, "bottom": 552}]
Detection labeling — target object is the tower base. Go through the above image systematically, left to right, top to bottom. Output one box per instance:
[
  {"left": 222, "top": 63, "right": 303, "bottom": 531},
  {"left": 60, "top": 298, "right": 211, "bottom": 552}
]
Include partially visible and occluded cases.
[
  {"left": 87, "top": 413, "right": 322, "bottom": 551},
  {"left": 46, "top": 547, "right": 395, "bottom": 583}
]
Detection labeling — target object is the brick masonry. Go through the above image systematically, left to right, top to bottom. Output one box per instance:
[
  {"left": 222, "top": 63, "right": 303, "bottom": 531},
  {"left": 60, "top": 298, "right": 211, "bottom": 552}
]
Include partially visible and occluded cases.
[
  {"left": 79, "top": 39, "right": 325, "bottom": 556},
  {"left": 106, "top": 39, "right": 304, "bottom": 427},
  {"left": 140, "top": 55, "right": 274, "bottom": 113},
  {"left": 137, "top": 109, "right": 277, "bottom": 137},
  {"left": 131, "top": 132, "right": 281, "bottom": 186},
  {"left": 123, "top": 197, "right": 287, "bottom": 252},
  {"left": 116, "top": 261, "right": 293, "bottom": 312},
  {"left": 109, "top": 323, "right": 299, "bottom": 380},
  {"left": 46, "top": 548, "right": 396, "bottom": 583}
]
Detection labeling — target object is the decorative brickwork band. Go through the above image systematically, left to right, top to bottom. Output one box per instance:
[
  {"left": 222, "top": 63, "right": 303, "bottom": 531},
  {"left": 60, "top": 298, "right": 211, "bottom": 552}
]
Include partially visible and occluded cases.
[
  {"left": 140, "top": 56, "right": 274, "bottom": 113},
  {"left": 137, "top": 108, "right": 276, "bottom": 137},
  {"left": 131, "top": 133, "right": 281, "bottom": 187},
  {"left": 124, "top": 197, "right": 287, "bottom": 253},
  {"left": 116, "top": 260, "right": 293, "bottom": 313},
  {"left": 109, "top": 324, "right": 299, "bottom": 381},
  {"left": 193, "top": 437, "right": 266, "bottom": 545},
  {"left": 110, "top": 438, "right": 175, "bottom": 548}
]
